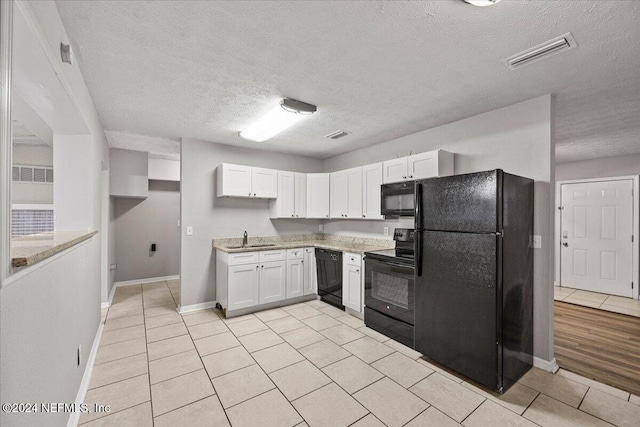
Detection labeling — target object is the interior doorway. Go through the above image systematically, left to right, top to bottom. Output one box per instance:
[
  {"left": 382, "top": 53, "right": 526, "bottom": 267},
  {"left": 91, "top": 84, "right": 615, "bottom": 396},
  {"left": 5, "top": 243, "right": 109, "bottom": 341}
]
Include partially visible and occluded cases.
[{"left": 556, "top": 176, "right": 639, "bottom": 302}]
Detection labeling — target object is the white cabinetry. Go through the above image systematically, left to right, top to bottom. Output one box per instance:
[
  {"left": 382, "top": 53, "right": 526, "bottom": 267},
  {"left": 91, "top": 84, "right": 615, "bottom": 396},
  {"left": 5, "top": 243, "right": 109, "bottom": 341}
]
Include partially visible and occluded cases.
[
  {"left": 110, "top": 148, "right": 149, "bottom": 199},
  {"left": 382, "top": 150, "right": 454, "bottom": 184},
  {"left": 362, "top": 162, "right": 383, "bottom": 219},
  {"left": 217, "top": 163, "right": 277, "bottom": 198},
  {"left": 330, "top": 167, "right": 362, "bottom": 219},
  {"left": 271, "top": 172, "right": 307, "bottom": 218},
  {"left": 306, "top": 173, "right": 330, "bottom": 218},
  {"left": 303, "top": 247, "right": 317, "bottom": 295},
  {"left": 342, "top": 252, "right": 363, "bottom": 312},
  {"left": 286, "top": 258, "right": 304, "bottom": 299},
  {"left": 259, "top": 261, "right": 286, "bottom": 304},
  {"left": 228, "top": 264, "right": 260, "bottom": 311}
]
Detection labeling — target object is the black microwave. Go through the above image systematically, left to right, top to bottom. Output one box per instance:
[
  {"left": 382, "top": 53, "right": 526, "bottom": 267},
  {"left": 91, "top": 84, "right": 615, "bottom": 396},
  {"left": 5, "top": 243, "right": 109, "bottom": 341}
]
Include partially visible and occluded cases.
[{"left": 380, "top": 181, "right": 415, "bottom": 217}]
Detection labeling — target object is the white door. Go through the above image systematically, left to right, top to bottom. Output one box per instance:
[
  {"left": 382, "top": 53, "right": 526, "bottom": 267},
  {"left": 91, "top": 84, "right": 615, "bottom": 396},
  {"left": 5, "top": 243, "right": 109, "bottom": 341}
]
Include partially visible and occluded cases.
[
  {"left": 408, "top": 151, "right": 438, "bottom": 180},
  {"left": 382, "top": 157, "right": 408, "bottom": 184},
  {"left": 362, "top": 162, "right": 383, "bottom": 220},
  {"left": 220, "top": 164, "right": 252, "bottom": 197},
  {"left": 252, "top": 167, "right": 278, "bottom": 198},
  {"left": 345, "top": 167, "right": 363, "bottom": 218},
  {"left": 276, "top": 171, "right": 295, "bottom": 218},
  {"left": 330, "top": 171, "right": 349, "bottom": 218},
  {"left": 294, "top": 173, "right": 307, "bottom": 218},
  {"left": 306, "top": 173, "right": 330, "bottom": 218},
  {"left": 560, "top": 180, "right": 634, "bottom": 297},
  {"left": 303, "top": 247, "right": 317, "bottom": 295},
  {"left": 286, "top": 259, "right": 304, "bottom": 299},
  {"left": 259, "top": 261, "right": 286, "bottom": 304},
  {"left": 228, "top": 264, "right": 260, "bottom": 310},
  {"left": 343, "top": 264, "right": 362, "bottom": 312}
]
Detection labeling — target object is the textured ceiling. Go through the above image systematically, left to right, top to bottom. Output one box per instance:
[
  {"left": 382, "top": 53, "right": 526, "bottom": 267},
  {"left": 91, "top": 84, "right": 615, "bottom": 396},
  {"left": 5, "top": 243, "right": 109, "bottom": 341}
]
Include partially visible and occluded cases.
[{"left": 55, "top": 1, "right": 640, "bottom": 162}]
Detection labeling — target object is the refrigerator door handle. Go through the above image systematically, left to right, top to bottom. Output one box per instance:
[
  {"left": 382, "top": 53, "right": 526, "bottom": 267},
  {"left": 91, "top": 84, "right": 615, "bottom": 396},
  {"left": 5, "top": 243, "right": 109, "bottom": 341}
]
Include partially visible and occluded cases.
[
  {"left": 415, "top": 183, "right": 423, "bottom": 230},
  {"left": 415, "top": 230, "right": 422, "bottom": 277}
]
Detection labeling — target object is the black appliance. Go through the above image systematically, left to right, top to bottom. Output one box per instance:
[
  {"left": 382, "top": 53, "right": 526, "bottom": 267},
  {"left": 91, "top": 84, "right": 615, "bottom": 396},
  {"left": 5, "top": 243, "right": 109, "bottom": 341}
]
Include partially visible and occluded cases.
[
  {"left": 414, "top": 169, "right": 533, "bottom": 393},
  {"left": 381, "top": 182, "right": 415, "bottom": 217},
  {"left": 364, "top": 228, "right": 416, "bottom": 347},
  {"left": 315, "top": 248, "right": 344, "bottom": 310}
]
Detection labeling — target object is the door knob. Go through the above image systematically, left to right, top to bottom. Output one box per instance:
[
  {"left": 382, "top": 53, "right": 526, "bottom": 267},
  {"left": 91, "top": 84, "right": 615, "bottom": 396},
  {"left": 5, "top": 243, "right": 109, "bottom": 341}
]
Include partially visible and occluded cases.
[{"left": 562, "top": 242, "right": 569, "bottom": 247}]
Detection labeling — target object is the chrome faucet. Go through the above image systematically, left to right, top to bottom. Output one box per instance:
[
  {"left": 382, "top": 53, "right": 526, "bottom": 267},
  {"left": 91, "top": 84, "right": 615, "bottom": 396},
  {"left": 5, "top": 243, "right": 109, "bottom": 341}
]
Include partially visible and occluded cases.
[{"left": 242, "top": 230, "right": 248, "bottom": 248}]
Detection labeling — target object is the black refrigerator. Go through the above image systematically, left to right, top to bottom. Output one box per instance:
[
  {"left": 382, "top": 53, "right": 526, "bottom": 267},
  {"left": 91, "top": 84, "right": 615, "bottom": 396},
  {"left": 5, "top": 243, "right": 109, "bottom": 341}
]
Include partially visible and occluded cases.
[{"left": 414, "top": 169, "right": 533, "bottom": 393}]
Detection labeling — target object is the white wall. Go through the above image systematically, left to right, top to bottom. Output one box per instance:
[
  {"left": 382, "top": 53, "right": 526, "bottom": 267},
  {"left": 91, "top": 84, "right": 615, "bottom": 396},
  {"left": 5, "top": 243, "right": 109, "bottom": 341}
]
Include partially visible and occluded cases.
[
  {"left": 1, "top": 2, "right": 109, "bottom": 426},
  {"left": 324, "top": 95, "right": 555, "bottom": 363},
  {"left": 53, "top": 134, "right": 94, "bottom": 231},
  {"left": 180, "top": 138, "right": 324, "bottom": 307},
  {"left": 11, "top": 144, "right": 53, "bottom": 204},
  {"left": 556, "top": 153, "right": 640, "bottom": 181},
  {"left": 149, "top": 157, "right": 180, "bottom": 181},
  {"left": 114, "top": 180, "right": 180, "bottom": 282}
]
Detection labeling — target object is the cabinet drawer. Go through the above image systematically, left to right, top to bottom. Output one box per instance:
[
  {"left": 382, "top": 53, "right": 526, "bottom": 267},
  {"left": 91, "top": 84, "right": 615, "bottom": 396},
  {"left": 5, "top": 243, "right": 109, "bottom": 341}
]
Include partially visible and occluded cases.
[
  {"left": 287, "top": 248, "right": 304, "bottom": 260},
  {"left": 259, "top": 250, "right": 286, "bottom": 262},
  {"left": 228, "top": 251, "right": 259, "bottom": 266},
  {"left": 345, "top": 252, "right": 361, "bottom": 267}
]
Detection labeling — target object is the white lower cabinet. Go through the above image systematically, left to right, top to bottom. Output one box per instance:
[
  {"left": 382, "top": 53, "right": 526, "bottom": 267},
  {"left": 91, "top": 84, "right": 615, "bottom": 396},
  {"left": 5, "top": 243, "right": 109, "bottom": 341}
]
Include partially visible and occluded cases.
[
  {"left": 217, "top": 247, "right": 317, "bottom": 316},
  {"left": 303, "top": 247, "right": 317, "bottom": 295},
  {"left": 342, "top": 252, "right": 363, "bottom": 312},
  {"left": 286, "top": 258, "right": 304, "bottom": 299},
  {"left": 259, "top": 261, "right": 286, "bottom": 304},
  {"left": 228, "top": 264, "right": 260, "bottom": 311}
]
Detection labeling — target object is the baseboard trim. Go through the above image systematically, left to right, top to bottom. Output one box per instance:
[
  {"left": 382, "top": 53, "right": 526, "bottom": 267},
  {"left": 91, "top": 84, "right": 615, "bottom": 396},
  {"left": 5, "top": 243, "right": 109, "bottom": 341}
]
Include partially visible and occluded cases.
[
  {"left": 114, "top": 275, "right": 179, "bottom": 288},
  {"left": 101, "top": 282, "right": 118, "bottom": 309},
  {"left": 178, "top": 301, "right": 216, "bottom": 314},
  {"left": 67, "top": 321, "right": 104, "bottom": 427},
  {"left": 533, "top": 356, "right": 559, "bottom": 373}
]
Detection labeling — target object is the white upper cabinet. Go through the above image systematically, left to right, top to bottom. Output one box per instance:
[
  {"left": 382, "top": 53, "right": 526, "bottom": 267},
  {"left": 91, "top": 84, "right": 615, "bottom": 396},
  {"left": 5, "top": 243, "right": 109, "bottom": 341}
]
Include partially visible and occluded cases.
[
  {"left": 383, "top": 150, "right": 454, "bottom": 183},
  {"left": 362, "top": 162, "right": 383, "bottom": 220},
  {"left": 217, "top": 164, "right": 277, "bottom": 198},
  {"left": 331, "top": 167, "right": 362, "bottom": 219},
  {"left": 271, "top": 172, "right": 307, "bottom": 218},
  {"left": 306, "top": 173, "right": 330, "bottom": 219}
]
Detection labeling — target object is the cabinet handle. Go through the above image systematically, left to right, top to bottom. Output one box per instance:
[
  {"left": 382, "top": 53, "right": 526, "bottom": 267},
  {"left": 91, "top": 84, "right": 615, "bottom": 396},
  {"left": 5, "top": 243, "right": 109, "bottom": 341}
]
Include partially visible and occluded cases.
[
  {"left": 409, "top": 175, "right": 413, "bottom": 178},
  {"left": 403, "top": 176, "right": 407, "bottom": 179},
  {"left": 248, "top": 192, "right": 252, "bottom": 196},
  {"left": 253, "top": 193, "right": 256, "bottom": 196},
  {"left": 291, "top": 214, "right": 294, "bottom": 217},
  {"left": 362, "top": 214, "right": 366, "bottom": 218},
  {"left": 326, "top": 215, "right": 329, "bottom": 217},
  {"left": 301, "top": 260, "right": 304, "bottom": 264},
  {"left": 256, "top": 265, "right": 259, "bottom": 269},
  {"left": 261, "top": 265, "right": 264, "bottom": 269},
  {"left": 356, "top": 269, "right": 359, "bottom": 273}
]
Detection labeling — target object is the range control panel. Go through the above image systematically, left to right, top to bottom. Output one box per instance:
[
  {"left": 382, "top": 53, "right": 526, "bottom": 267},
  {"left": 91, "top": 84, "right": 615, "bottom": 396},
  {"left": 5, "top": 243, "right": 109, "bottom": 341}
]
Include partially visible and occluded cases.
[{"left": 393, "top": 228, "right": 415, "bottom": 243}]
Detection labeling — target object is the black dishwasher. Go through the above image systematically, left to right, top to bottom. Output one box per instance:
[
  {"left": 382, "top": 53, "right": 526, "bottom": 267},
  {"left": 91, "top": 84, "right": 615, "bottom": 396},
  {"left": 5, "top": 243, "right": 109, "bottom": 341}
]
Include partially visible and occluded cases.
[{"left": 315, "top": 248, "right": 344, "bottom": 310}]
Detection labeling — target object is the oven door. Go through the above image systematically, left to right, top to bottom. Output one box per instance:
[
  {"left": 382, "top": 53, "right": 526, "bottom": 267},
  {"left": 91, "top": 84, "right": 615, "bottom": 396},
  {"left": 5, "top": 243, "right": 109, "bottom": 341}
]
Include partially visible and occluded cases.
[
  {"left": 380, "top": 182, "right": 415, "bottom": 217},
  {"left": 364, "top": 256, "right": 415, "bottom": 325}
]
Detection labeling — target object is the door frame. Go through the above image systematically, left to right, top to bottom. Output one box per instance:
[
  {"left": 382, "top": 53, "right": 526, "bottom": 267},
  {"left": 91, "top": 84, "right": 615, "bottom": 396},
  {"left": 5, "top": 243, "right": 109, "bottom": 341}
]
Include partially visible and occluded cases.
[{"left": 554, "top": 175, "right": 640, "bottom": 300}]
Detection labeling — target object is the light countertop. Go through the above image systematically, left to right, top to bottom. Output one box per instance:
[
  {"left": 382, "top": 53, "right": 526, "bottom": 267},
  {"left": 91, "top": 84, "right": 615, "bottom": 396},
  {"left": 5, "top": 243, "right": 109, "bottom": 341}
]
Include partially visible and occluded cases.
[{"left": 11, "top": 231, "right": 98, "bottom": 267}]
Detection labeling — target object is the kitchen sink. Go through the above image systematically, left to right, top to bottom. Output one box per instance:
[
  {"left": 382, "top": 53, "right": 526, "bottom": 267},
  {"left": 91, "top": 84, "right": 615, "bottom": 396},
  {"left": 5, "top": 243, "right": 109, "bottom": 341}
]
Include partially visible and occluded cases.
[{"left": 227, "top": 244, "right": 277, "bottom": 249}]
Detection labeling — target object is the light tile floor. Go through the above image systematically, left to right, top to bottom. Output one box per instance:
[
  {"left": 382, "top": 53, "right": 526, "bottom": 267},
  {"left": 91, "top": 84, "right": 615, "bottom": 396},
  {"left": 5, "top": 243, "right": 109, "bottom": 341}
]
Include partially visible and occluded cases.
[
  {"left": 88, "top": 281, "right": 640, "bottom": 426},
  {"left": 554, "top": 286, "right": 640, "bottom": 317}
]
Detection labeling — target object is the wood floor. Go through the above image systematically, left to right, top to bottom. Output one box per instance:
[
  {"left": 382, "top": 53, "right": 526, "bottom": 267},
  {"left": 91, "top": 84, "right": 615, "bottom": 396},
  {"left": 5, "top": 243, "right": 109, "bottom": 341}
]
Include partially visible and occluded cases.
[{"left": 554, "top": 301, "right": 640, "bottom": 396}]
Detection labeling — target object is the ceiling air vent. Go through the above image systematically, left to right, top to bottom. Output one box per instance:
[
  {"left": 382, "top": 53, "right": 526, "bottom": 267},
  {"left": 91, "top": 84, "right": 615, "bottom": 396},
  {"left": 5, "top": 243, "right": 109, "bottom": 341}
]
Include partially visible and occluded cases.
[
  {"left": 504, "top": 33, "right": 577, "bottom": 70},
  {"left": 324, "top": 130, "right": 350, "bottom": 140}
]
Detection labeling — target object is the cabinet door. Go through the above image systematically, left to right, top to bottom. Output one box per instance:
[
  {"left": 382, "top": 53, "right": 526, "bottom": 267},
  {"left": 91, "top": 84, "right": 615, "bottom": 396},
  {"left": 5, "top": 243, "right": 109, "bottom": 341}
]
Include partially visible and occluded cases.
[
  {"left": 408, "top": 151, "right": 438, "bottom": 180},
  {"left": 382, "top": 157, "right": 408, "bottom": 184},
  {"left": 362, "top": 163, "right": 383, "bottom": 219},
  {"left": 219, "top": 164, "right": 253, "bottom": 197},
  {"left": 252, "top": 167, "right": 278, "bottom": 198},
  {"left": 345, "top": 167, "right": 363, "bottom": 218},
  {"left": 273, "top": 171, "right": 295, "bottom": 218},
  {"left": 330, "top": 171, "right": 349, "bottom": 218},
  {"left": 294, "top": 173, "right": 307, "bottom": 218},
  {"left": 306, "top": 173, "right": 330, "bottom": 218},
  {"left": 303, "top": 247, "right": 317, "bottom": 295},
  {"left": 286, "top": 259, "right": 304, "bottom": 299},
  {"left": 259, "top": 261, "right": 286, "bottom": 304},
  {"left": 228, "top": 263, "right": 260, "bottom": 310},
  {"left": 342, "top": 263, "right": 362, "bottom": 312}
]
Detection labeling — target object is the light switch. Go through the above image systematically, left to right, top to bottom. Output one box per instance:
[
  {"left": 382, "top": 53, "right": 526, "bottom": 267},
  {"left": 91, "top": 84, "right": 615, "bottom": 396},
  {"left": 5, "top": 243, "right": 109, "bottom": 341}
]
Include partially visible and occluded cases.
[
  {"left": 186, "top": 226, "right": 193, "bottom": 236},
  {"left": 383, "top": 227, "right": 389, "bottom": 236},
  {"left": 532, "top": 235, "right": 542, "bottom": 249}
]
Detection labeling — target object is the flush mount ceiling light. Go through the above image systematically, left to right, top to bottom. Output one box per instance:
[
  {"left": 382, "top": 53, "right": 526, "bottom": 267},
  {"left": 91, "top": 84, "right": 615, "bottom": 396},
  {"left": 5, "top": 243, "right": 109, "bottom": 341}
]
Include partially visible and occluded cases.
[
  {"left": 463, "top": 0, "right": 502, "bottom": 6},
  {"left": 239, "top": 98, "right": 317, "bottom": 142}
]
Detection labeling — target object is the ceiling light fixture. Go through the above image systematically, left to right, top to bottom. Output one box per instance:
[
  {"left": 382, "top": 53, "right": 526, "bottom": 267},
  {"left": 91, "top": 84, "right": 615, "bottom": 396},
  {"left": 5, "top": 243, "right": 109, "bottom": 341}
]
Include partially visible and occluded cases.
[
  {"left": 463, "top": 0, "right": 502, "bottom": 6},
  {"left": 239, "top": 98, "right": 317, "bottom": 142}
]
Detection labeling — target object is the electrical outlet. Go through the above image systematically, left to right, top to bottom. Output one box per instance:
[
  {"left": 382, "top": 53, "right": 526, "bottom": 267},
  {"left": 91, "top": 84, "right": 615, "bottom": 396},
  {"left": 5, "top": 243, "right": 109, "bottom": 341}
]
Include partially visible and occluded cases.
[
  {"left": 177, "top": 219, "right": 181, "bottom": 227},
  {"left": 319, "top": 224, "right": 324, "bottom": 232},
  {"left": 186, "top": 226, "right": 193, "bottom": 236},
  {"left": 383, "top": 227, "right": 389, "bottom": 236},
  {"left": 532, "top": 235, "right": 542, "bottom": 249},
  {"left": 110, "top": 264, "right": 117, "bottom": 271},
  {"left": 77, "top": 345, "right": 82, "bottom": 367}
]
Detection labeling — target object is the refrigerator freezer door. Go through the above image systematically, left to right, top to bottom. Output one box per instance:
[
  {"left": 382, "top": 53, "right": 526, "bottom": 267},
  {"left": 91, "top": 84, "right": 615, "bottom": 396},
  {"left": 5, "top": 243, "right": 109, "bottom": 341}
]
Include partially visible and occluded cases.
[
  {"left": 418, "top": 170, "right": 501, "bottom": 233},
  {"left": 415, "top": 231, "right": 501, "bottom": 390}
]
